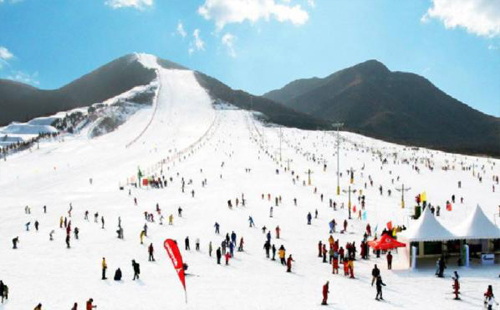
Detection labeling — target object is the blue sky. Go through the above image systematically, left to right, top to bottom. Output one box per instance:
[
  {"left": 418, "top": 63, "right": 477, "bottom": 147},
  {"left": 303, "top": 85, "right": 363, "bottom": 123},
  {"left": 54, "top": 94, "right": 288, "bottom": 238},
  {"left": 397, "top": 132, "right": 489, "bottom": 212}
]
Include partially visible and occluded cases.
[{"left": 0, "top": 0, "right": 499, "bottom": 116}]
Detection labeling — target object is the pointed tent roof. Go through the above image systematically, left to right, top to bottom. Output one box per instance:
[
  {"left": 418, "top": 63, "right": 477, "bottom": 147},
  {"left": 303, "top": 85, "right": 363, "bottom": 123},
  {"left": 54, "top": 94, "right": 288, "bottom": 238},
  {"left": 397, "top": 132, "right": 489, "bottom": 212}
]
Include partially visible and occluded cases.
[
  {"left": 452, "top": 205, "right": 500, "bottom": 240},
  {"left": 401, "top": 207, "right": 456, "bottom": 242}
]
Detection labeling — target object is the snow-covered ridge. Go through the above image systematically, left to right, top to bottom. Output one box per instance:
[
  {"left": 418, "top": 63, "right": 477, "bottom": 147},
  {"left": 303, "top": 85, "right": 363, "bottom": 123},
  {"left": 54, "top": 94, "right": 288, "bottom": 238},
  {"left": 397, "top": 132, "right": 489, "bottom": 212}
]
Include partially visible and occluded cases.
[{"left": 135, "top": 53, "right": 160, "bottom": 70}]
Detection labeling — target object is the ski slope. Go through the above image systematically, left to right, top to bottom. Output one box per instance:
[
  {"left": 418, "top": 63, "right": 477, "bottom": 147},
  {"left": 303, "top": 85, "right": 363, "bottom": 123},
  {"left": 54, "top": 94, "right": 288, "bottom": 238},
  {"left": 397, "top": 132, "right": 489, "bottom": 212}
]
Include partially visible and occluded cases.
[{"left": 0, "top": 56, "right": 499, "bottom": 310}]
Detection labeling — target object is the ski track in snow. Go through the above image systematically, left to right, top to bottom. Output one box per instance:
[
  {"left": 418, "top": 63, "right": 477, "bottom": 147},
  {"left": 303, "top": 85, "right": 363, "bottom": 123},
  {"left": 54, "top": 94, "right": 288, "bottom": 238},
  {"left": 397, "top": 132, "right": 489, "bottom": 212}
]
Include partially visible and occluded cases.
[{"left": 0, "top": 64, "right": 499, "bottom": 310}]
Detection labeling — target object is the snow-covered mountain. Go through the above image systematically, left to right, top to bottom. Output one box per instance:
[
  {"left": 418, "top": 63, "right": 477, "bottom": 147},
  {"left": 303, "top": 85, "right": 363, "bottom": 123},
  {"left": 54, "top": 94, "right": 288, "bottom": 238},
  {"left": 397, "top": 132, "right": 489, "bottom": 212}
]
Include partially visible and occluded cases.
[{"left": 0, "top": 53, "right": 499, "bottom": 310}]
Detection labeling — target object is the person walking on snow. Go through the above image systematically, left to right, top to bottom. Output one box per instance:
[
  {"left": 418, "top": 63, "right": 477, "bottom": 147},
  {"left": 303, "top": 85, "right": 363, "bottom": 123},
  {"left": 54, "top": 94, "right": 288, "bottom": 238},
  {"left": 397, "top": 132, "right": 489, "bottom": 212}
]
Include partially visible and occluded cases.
[
  {"left": 249, "top": 216, "right": 255, "bottom": 227},
  {"left": 148, "top": 243, "right": 155, "bottom": 261},
  {"left": 278, "top": 245, "right": 286, "bottom": 264},
  {"left": 387, "top": 251, "right": 393, "bottom": 270},
  {"left": 286, "top": 255, "right": 294, "bottom": 272},
  {"left": 101, "top": 257, "right": 107, "bottom": 280},
  {"left": 132, "top": 260, "right": 140, "bottom": 280},
  {"left": 371, "top": 264, "right": 380, "bottom": 286},
  {"left": 375, "top": 275, "right": 386, "bottom": 301},
  {"left": 321, "top": 281, "right": 330, "bottom": 305},
  {"left": 86, "top": 298, "right": 96, "bottom": 310}
]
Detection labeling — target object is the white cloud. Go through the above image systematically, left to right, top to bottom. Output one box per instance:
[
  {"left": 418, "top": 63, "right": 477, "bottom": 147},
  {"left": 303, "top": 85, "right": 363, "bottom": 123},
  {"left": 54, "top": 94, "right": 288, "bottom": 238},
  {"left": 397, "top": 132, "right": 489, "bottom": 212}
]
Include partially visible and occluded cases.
[
  {"left": 0, "top": 0, "right": 25, "bottom": 4},
  {"left": 105, "top": 0, "right": 153, "bottom": 10},
  {"left": 198, "top": 0, "right": 309, "bottom": 30},
  {"left": 307, "top": 0, "right": 315, "bottom": 8},
  {"left": 422, "top": 0, "right": 500, "bottom": 38},
  {"left": 177, "top": 22, "right": 187, "bottom": 38},
  {"left": 189, "top": 29, "right": 205, "bottom": 55},
  {"left": 193, "top": 29, "right": 205, "bottom": 51},
  {"left": 221, "top": 33, "right": 237, "bottom": 57},
  {"left": 488, "top": 44, "right": 499, "bottom": 50},
  {"left": 0, "top": 46, "right": 14, "bottom": 70},
  {"left": 0, "top": 47, "right": 14, "bottom": 61},
  {"left": 7, "top": 70, "right": 39, "bottom": 86}
]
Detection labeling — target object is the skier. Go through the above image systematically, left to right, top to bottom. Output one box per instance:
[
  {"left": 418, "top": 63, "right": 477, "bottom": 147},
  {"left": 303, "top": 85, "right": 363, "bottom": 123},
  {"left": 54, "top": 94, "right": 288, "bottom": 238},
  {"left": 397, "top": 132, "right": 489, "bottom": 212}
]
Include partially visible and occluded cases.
[
  {"left": 178, "top": 207, "right": 183, "bottom": 217},
  {"left": 307, "top": 212, "right": 312, "bottom": 225},
  {"left": 35, "top": 220, "right": 39, "bottom": 231},
  {"left": 214, "top": 222, "right": 220, "bottom": 234},
  {"left": 275, "top": 226, "right": 281, "bottom": 239},
  {"left": 74, "top": 227, "right": 79, "bottom": 240},
  {"left": 66, "top": 234, "right": 71, "bottom": 249},
  {"left": 185, "top": 237, "right": 190, "bottom": 251},
  {"left": 196, "top": 238, "right": 200, "bottom": 251},
  {"left": 209, "top": 241, "right": 213, "bottom": 257},
  {"left": 148, "top": 243, "right": 155, "bottom": 261},
  {"left": 272, "top": 244, "right": 277, "bottom": 260},
  {"left": 225, "top": 252, "right": 231, "bottom": 265},
  {"left": 286, "top": 255, "right": 294, "bottom": 272},
  {"left": 101, "top": 257, "right": 107, "bottom": 280},
  {"left": 132, "top": 260, "right": 140, "bottom": 280},
  {"left": 375, "top": 275, "right": 386, "bottom": 301},
  {"left": 322, "top": 281, "right": 329, "bottom": 305},
  {"left": 34, "top": 303, "right": 42, "bottom": 310},
  {"left": 71, "top": 303, "right": 77, "bottom": 310}
]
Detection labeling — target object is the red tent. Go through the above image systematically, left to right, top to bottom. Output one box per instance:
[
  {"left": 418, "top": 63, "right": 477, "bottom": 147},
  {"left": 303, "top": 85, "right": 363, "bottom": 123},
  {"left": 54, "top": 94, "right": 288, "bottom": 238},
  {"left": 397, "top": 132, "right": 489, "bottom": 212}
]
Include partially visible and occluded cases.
[{"left": 367, "top": 234, "right": 406, "bottom": 250}]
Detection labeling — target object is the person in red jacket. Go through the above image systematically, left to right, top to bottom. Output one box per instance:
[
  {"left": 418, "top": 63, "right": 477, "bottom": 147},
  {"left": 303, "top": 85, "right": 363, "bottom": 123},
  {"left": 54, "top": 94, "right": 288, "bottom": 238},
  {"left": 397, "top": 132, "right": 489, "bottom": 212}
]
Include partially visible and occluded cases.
[
  {"left": 275, "top": 226, "right": 281, "bottom": 239},
  {"left": 225, "top": 252, "right": 231, "bottom": 265},
  {"left": 286, "top": 255, "right": 294, "bottom": 272},
  {"left": 343, "top": 258, "right": 349, "bottom": 276},
  {"left": 321, "top": 281, "right": 329, "bottom": 305},
  {"left": 86, "top": 298, "right": 96, "bottom": 310}
]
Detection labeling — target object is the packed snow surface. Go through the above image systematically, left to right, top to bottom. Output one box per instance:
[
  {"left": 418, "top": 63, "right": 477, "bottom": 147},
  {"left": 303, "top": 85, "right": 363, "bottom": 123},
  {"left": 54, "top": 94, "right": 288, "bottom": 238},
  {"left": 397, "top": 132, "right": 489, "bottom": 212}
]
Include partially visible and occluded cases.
[{"left": 0, "top": 59, "right": 499, "bottom": 310}]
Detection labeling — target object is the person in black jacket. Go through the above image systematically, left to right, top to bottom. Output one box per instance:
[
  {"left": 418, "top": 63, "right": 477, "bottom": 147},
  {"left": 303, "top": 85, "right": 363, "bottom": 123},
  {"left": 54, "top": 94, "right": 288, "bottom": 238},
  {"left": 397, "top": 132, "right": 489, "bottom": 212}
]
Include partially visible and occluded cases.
[
  {"left": 185, "top": 237, "right": 190, "bottom": 251},
  {"left": 216, "top": 247, "right": 222, "bottom": 264},
  {"left": 132, "top": 260, "right": 140, "bottom": 280},
  {"left": 371, "top": 264, "right": 380, "bottom": 286},
  {"left": 114, "top": 268, "right": 122, "bottom": 281},
  {"left": 375, "top": 275, "right": 386, "bottom": 301},
  {"left": 0, "top": 280, "right": 5, "bottom": 303}
]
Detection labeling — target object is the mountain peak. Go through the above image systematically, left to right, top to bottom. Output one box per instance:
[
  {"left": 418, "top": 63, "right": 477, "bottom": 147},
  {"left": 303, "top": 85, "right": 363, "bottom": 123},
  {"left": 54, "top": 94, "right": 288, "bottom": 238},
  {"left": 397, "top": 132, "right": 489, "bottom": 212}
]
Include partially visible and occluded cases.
[{"left": 351, "top": 59, "right": 390, "bottom": 74}]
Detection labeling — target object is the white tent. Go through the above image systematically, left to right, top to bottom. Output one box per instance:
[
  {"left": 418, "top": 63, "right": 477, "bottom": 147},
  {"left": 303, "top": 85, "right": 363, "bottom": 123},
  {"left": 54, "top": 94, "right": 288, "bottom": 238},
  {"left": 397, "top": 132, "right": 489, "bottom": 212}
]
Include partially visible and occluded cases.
[
  {"left": 452, "top": 205, "right": 500, "bottom": 240},
  {"left": 401, "top": 207, "right": 456, "bottom": 242}
]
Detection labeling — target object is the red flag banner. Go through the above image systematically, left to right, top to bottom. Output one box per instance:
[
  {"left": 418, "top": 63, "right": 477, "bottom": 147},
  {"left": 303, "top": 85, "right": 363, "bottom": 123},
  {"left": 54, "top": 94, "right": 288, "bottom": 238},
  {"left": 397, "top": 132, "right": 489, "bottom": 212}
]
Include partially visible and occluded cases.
[{"left": 164, "top": 239, "right": 186, "bottom": 292}]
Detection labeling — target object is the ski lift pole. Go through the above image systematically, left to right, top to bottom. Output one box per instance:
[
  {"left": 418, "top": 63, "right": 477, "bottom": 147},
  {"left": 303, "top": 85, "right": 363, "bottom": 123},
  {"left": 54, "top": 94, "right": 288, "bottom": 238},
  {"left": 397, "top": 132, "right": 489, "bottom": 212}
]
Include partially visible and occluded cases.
[
  {"left": 332, "top": 123, "right": 344, "bottom": 195},
  {"left": 395, "top": 184, "right": 411, "bottom": 209}
]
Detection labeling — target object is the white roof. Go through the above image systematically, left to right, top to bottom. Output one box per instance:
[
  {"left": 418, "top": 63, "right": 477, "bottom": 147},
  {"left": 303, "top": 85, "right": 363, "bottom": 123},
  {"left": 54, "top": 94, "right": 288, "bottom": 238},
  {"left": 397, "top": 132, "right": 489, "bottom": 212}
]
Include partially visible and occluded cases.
[
  {"left": 452, "top": 205, "right": 500, "bottom": 240},
  {"left": 402, "top": 207, "right": 456, "bottom": 242}
]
